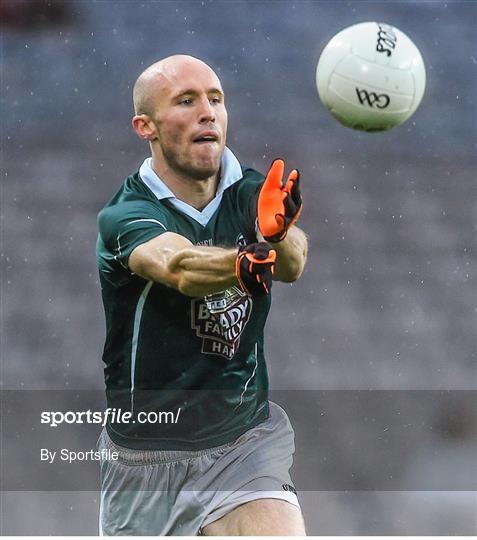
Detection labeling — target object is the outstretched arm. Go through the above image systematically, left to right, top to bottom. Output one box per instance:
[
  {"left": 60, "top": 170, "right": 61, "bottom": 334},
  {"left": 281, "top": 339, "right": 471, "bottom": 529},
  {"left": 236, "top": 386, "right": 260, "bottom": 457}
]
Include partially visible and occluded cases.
[
  {"left": 129, "top": 232, "right": 276, "bottom": 298},
  {"left": 129, "top": 232, "right": 238, "bottom": 297}
]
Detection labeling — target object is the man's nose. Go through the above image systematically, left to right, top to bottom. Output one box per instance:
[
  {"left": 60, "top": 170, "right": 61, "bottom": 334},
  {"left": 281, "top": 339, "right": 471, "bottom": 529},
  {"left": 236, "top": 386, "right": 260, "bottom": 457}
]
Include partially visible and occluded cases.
[{"left": 198, "top": 98, "right": 215, "bottom": 123}]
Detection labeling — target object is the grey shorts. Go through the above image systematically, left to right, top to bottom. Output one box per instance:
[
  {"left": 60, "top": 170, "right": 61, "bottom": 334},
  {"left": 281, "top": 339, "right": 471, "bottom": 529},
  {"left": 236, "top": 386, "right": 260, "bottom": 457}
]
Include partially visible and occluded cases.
[{"left": 98, "top": 401, "right": 300, "bottom": 536}]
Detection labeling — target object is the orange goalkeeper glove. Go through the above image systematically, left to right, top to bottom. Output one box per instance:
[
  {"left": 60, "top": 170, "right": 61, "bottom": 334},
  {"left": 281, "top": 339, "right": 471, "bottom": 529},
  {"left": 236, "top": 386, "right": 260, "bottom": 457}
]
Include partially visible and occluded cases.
[
  {"left": 257, "top": 159, "right": 303, "bottom": 242},
  {"left": 236, "top": 242, "right": 276, "bottom": 297}
]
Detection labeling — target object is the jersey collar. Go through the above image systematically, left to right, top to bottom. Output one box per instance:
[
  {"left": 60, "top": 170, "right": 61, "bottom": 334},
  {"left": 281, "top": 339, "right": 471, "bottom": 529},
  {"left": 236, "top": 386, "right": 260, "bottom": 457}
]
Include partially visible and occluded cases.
[{"left": 138, "top": 147, "right": 243, "bottom": 227}]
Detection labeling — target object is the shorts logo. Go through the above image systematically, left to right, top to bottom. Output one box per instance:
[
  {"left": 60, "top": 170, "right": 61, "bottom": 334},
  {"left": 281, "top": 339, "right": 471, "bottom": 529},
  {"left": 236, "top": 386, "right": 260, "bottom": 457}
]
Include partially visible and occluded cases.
[
  {"left": 191, "top": 287, "right": 252, "bottom": 360},
  {"left": 282, "top": 483, "right": 297, "bottom": 495}
]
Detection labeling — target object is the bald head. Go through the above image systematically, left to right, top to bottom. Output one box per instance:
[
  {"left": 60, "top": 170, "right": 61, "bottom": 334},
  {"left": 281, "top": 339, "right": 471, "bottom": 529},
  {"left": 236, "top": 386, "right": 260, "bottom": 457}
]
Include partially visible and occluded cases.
[
  {"left": 131, "top": 54, "right": 228, "bottom": 184},
  {"left": 133, "top": 55, "right": 221, "bottom": 116}
]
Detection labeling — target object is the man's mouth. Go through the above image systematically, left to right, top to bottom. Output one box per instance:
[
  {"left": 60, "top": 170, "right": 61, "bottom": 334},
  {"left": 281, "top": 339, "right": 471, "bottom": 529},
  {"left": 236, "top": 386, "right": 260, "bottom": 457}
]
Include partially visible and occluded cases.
[{"left": 193, "top": 131, "right": 219, "bottom": 144}]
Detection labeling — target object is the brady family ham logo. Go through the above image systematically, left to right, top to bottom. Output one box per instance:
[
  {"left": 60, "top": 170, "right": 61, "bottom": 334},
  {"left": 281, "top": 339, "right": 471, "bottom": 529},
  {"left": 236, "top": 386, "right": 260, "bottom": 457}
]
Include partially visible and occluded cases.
[{"left": 191, "top": 286, "right": 252, "bottom": 360}]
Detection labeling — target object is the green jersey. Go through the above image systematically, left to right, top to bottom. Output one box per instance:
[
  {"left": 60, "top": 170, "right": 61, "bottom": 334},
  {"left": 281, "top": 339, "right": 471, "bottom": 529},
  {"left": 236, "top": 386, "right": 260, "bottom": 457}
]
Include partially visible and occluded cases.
[{"left": 96, "top": 149, "right": 271, "bottom": 450}]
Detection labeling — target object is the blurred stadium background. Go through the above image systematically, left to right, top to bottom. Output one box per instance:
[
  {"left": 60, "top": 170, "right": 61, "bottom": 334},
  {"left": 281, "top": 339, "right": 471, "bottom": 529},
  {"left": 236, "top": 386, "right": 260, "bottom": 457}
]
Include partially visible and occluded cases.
[{"left": 1, "top": 0, "right": 476, "bottom": 535}]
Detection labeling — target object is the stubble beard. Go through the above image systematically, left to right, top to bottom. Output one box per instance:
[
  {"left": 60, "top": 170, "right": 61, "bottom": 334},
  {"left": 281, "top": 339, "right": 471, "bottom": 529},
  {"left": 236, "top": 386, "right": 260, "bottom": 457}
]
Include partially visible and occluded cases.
[{"left": 162, "top": 143, "right": 222, "bottom": 182}]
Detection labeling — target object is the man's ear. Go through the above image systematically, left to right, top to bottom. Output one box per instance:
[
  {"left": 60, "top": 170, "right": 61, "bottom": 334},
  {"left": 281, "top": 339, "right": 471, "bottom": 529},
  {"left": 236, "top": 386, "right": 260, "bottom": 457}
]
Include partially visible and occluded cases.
[{"left": 132, "top": 114, "right": 158, "bottom": 141}]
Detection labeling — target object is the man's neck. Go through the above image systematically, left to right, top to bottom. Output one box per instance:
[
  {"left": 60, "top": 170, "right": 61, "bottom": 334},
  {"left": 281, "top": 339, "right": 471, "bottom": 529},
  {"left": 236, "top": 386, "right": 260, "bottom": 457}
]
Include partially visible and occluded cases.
[{"left": 151, "top": 157, "right": 219, "bottom": 211}]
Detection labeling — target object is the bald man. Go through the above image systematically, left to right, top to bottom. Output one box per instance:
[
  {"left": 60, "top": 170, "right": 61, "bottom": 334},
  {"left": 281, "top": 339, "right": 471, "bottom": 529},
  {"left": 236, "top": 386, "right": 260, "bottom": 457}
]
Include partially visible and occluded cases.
[{"left": 96, "top": 55, "right": 308, "bottom": 535}]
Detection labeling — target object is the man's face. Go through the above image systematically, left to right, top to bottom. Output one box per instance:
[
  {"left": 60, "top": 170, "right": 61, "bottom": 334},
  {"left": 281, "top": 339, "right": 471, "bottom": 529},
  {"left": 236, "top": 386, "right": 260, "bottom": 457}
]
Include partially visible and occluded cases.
[{"left": 150, "top": 61, "right": 228, "bottom": 181}]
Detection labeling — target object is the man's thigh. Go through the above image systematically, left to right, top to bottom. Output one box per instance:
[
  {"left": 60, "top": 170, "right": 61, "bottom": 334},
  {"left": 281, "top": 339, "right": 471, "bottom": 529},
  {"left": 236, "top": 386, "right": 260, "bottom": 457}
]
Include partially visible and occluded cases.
[{"left": 202, "top": 498, "right": 306, "bottom": 536}]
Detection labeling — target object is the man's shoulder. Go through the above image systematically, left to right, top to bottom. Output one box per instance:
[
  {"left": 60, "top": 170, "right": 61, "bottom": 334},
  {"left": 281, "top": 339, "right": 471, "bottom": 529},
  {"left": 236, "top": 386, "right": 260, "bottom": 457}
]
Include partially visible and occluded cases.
[
  {"left": 226, "top": 165, "right": 264, "bottom": 198},
  {"left": 239, "top": 165, "right": 265, "bottom": 184},
  {"left": 97, "top": 171, "right": 171, "bottom": 240},
  {"left": 98, "top": 171, "right": 168, "bottom": 221},
  {"left": 100, "top": 171, "right": 152, "bottom": 210}
]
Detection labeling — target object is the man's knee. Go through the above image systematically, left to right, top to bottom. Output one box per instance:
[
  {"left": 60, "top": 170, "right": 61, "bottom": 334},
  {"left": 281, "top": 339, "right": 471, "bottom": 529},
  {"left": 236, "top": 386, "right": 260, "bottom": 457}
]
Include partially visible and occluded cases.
[{"left": 202, "top": 498, "right": 306, "bottom": 536}]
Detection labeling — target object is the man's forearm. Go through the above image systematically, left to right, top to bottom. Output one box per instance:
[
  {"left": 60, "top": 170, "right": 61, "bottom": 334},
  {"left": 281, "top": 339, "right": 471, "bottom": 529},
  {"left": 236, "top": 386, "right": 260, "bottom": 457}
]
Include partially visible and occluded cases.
[
  {"left": 258, "top": 226, "right": 308, "bottom": 282},
  {"left": 130, "top": 233, "right": 275, "bottom": 298},
  {"left": 169, "top": 246, "right": 239, "bottom": 297}
]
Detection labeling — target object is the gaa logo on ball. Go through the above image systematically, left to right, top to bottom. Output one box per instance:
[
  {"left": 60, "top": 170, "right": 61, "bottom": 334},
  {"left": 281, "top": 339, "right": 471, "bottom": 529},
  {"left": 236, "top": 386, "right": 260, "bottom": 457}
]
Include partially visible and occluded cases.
[{"left": 316, "top": 22, "right": 426, "bottom": 132}]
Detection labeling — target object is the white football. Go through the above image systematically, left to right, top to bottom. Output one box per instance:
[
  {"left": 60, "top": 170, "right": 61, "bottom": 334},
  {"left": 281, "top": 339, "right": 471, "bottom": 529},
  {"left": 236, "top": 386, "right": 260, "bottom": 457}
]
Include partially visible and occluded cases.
[{"left": 316, "top": 22, "right": 426, "bottom": 132}]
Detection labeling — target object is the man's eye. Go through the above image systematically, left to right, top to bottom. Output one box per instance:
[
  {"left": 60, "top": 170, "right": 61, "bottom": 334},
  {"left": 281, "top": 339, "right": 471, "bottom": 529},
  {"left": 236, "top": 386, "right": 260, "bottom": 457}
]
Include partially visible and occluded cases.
[
  {"left": 211, "top": 96, "right": 222, "bottom": 104},
  {"left": 180, "top": 98, "right": 193, "bottom": 105}
]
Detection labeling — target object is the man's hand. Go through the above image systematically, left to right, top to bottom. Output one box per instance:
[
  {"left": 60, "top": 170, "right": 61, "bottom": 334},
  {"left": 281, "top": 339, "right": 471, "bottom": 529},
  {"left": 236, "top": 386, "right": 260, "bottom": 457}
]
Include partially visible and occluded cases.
[
  {"left": 257, "top": 159, "right": 303, "bottom": 243},
  {"left": 236, "top": 242, "right": 276, "bottom": 297}
]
